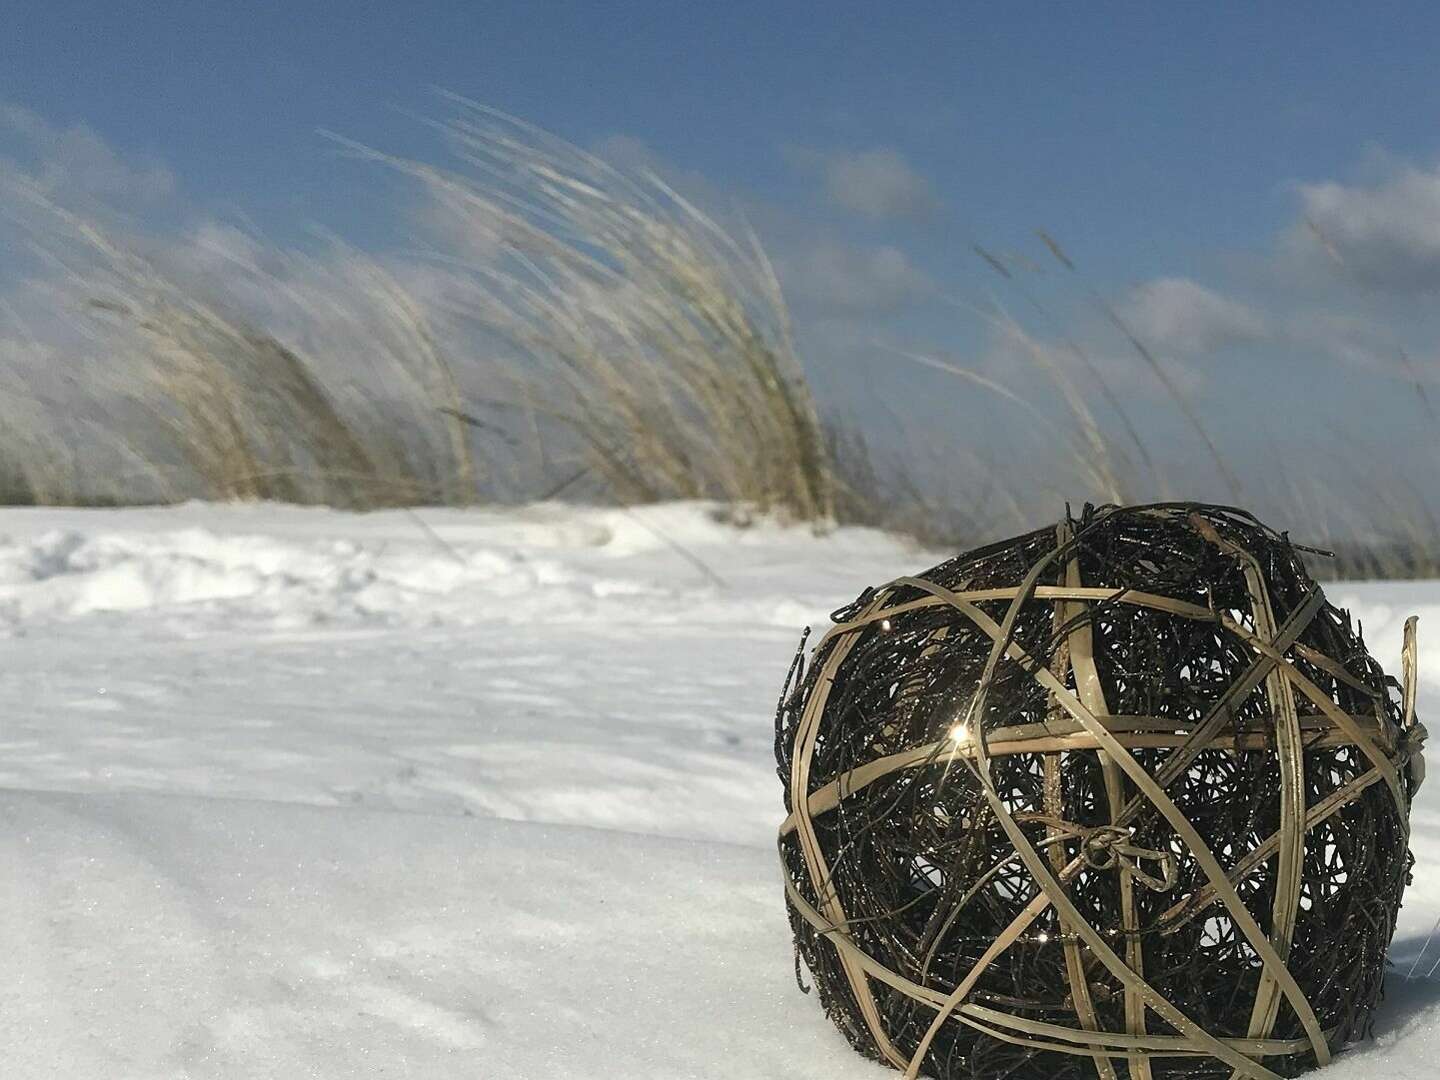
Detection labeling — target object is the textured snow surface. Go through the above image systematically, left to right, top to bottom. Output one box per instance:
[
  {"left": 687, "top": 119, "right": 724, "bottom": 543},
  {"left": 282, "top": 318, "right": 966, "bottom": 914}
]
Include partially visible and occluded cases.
[{"left": 1, "top": 502, "right": 1437, "bottom": 1078}]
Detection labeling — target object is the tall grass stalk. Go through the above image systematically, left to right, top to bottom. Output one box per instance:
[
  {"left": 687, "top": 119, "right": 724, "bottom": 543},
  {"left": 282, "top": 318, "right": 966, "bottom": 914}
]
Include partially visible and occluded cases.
[
  {"left": 333, "top": 98, "right": 835, "bottom": 521},
  {"left": 0, "top": 105, "right": 1436, "bottom": 582},
  {"left": 5, "top": 180, "right": 479, "bottom": 507}
]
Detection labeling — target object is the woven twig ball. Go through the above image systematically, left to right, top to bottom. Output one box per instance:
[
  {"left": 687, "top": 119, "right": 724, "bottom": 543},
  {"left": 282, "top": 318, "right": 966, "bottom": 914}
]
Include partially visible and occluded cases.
[{"left": 776, "top": 503, "right": 1426, "bottom": 1080}]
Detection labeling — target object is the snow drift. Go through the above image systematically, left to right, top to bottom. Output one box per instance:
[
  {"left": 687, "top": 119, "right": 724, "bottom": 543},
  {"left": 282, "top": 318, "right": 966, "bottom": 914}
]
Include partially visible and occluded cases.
[{"left": 0, "top": 502, "right": 1436, "bottom": 1078}]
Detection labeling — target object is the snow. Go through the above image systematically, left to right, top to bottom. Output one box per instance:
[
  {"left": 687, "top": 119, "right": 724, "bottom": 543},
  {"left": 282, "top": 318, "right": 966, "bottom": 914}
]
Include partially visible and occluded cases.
[{"left": 0, "top": 501, "right": 1436, "bottom": 1078}]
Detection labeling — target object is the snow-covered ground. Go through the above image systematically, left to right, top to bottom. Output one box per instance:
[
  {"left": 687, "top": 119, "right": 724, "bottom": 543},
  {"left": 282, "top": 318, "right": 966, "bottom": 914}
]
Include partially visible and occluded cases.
[{"left": 1, "top": 502, "right": 1437, "bottom": 1078}]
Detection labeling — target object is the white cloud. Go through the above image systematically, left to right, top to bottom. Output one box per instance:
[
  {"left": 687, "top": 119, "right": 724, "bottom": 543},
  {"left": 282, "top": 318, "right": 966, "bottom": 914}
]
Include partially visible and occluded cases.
[
  {"left": 0, "top": 104, "right": 174, "bottom": 202},
  {"left": 591, "top": 132, "right": 729, "bottom": 209},
  {"left": 591, "top": 133, "right": 663, "bottom": 174},
  {"left": 789, "top": 146, "right": 939, "bottom": 221},
  {"left": 1293, "top": 164, "right": 1440, "bottom": 291},
  {"left": 187, "top": 221, "right": 266, "bottom": 270},
  {"left": 777, "top": 240, "right": 932, "bottom": 316},
  {"left": 1118, "top": 277, "right": 1268, "bottom": 355},
  {"left": 1280, "top": 308, "right": 1414, "bottom": 373}
]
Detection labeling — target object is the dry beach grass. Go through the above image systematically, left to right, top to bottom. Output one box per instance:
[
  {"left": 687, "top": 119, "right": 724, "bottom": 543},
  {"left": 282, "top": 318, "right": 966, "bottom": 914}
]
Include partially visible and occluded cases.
[{"left": 0, "top": 100, "right": 1437, "bottom": 579}]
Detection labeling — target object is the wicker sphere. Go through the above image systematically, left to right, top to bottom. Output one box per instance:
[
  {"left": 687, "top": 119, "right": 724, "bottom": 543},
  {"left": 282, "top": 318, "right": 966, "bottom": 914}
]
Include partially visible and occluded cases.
[{"left": 776, "top": 503, "right": 1426, "bottom": 1080}]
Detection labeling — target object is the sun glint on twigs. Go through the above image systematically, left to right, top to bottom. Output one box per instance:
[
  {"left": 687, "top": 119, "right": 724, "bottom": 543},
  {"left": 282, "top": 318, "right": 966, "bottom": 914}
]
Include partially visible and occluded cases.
[{"left": 777, "top": 502, "right": 1426, "bottom": 1080}]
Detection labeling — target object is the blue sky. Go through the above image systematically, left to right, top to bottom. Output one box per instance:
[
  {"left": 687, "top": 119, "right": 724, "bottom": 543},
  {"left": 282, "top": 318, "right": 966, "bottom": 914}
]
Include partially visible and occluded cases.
[
  {"left": 7, "top": 2, "right": 1440, "bottom": 516},
  {"left": 11, "top": 3, "right": 1437, "bottom": 260}
]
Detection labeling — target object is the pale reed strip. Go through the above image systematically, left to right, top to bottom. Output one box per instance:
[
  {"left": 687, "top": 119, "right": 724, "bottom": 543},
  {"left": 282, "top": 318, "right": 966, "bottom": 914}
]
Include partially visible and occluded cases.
[
  {"left": 1188, "top": 513, "right": 1307, "bottom": 1078},
  {"left": 1048, "top": 527, "right": 1123, "bottom": 1080},
  {"left": 1061, "top": 528, "right": 1149, "bottom": 1080},
  {"left": 892, "top": 573, "right": 1331, "bottom": 1070},
  {"left": 828, "top": 585, "right": 1215, "bottom": 637},
  {"left": 787, "top": 590, "right": 909, "bottom": 1070},
  {"left": 1218, "top": 613, "right": 1409, "bottom": 844},
  {"left": 1402, "top": 616, "right": 1427, "bottom": 792},
  {"left": 1403, "top": 616, "right": 1419, "bottom": 731},
  {"left": 1292, "top": 642, "right": 1384, "bottom": 699},
  {"left": 778, "top": 718, "right": 1383, "bottom": 837},
  {"left": 1045, "top": 752, "right": 1117, "bottom": 1080},
  {"left": 1157, "top": 767, "right": 1386, "bottom": 932},
  {"left": 958, "top": 1004, "right": 1330, "bottom": 1061}
]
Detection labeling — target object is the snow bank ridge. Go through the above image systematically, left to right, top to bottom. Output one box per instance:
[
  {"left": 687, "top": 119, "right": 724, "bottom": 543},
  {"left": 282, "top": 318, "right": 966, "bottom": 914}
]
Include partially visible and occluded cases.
[
  {"left": 0, "top": 502, "right": 891, "bottom": 630},
  {"left": 0, "top": 521, "right": 618, "bottom": 628}
]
